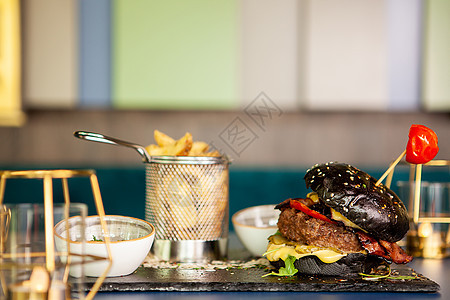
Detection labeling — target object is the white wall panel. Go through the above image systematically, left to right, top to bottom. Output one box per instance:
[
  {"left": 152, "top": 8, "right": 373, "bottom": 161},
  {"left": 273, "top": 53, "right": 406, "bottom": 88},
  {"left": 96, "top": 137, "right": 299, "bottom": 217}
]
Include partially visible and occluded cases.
[
  {"left": 22, "top": 0, "right": 78, "bottom": 108},
  {"left": 240, "top": 0, "right": 299, "bottom": 110},
  {"left": 302, "top": 0, "right": 388, "bottom": 111},
  {"left": 387, "top": 0, "right": 422, "bottom": 111}
]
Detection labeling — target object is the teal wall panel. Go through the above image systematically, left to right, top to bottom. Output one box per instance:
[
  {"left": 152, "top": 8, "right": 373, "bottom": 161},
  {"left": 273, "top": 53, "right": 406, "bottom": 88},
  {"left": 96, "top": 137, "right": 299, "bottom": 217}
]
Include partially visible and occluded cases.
[{"left": 3, "top": 166, "right": 447, "bottom": 225}]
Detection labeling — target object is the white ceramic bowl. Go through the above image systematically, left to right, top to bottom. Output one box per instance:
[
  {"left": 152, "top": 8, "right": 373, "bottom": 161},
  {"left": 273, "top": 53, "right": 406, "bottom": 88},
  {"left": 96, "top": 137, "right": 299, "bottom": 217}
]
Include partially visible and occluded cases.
[
  {"left": 232, "top": 205, "right": 279, "bottom": 257},
  {"left": 54, "top": 215, "right": 155, "bottom": 277}
]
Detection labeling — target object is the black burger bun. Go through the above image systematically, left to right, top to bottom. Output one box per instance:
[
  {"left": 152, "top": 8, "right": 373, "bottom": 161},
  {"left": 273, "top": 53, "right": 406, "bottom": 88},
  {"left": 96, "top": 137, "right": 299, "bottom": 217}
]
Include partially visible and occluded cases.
[
  {"left": 304, "top": 162, "right": 409, "bottom": 243},
  {"left": 270, "top": 253, "right": 386, "bottom": 277}
]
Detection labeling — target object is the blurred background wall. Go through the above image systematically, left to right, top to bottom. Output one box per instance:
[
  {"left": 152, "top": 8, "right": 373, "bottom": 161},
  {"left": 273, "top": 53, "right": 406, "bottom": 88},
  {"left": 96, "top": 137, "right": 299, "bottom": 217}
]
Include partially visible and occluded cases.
[{"left": 0, "top": 0, "right": 449, "bottom": 168}]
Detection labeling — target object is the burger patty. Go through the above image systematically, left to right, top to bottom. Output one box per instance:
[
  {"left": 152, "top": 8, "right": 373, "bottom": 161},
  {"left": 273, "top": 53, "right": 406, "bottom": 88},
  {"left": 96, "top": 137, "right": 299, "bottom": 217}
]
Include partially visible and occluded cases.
[{"left": 277, "top": 207, "right": 364, "bottom": 253}]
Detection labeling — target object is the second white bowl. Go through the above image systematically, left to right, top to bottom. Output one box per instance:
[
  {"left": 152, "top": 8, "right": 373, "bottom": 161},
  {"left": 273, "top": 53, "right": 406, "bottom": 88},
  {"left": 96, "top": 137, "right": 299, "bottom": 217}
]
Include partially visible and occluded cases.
[{"left": 232, "top": 205, "right": 279, "bottom": 257}]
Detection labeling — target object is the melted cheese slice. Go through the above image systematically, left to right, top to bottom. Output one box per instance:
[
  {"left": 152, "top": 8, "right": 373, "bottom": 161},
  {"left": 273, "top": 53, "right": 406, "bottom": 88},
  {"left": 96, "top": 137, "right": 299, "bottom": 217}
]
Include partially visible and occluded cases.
[
  {"left": 306, "top": 192, "right": 320, "bottom": 203},
  {"left": 330, "top": 208, "right": 366, "bottom": 232},
  {"left": 265, "top": 242, "right": 347, "bottom": 264}
]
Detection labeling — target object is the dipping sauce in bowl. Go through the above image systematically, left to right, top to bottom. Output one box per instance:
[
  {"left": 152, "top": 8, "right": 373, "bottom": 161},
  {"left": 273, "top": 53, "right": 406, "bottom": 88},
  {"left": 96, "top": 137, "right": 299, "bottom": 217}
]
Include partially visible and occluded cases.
[
  {"left": 232, "top": 205, "right": 279, "bottom": 257},
  {"left": 54, "top": 215, "right": 155, "bottom": 277}
]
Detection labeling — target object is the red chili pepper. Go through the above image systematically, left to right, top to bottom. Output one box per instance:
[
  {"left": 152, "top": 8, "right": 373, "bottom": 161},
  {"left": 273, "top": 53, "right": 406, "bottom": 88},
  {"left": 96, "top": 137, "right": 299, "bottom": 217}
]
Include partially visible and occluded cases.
[
  {"left": 405, "top": 124, "right": 439, "bottom": 164},
  {"left": 289, "top": 199, "right": 337, "bottom": 225}
]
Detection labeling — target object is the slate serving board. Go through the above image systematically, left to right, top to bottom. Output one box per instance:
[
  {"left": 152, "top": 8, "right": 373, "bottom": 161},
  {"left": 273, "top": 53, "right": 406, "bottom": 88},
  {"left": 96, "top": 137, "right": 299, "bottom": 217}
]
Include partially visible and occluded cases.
[{"left": 80, "top": 263, "right": 439, "bottom": 293}]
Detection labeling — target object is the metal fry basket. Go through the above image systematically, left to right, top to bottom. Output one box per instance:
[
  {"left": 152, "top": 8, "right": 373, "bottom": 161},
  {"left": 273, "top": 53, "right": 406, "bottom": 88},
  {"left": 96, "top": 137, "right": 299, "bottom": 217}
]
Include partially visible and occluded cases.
[{"left": 145, "top": 156, "right": 230, "bottom": 262}]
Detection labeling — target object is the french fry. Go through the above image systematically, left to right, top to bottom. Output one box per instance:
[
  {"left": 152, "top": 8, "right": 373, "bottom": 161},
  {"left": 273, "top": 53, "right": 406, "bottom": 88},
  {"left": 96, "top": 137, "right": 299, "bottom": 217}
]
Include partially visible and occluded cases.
[
  {"left": 146, "top": 130, "right": 221, "bottom": 157},
  {"left": 154, "top": 130, "right": 175, "bottom": 147},
  {"left": 171, "top": 132, "right": 192, "bottom": 155},
  {"left": 189, "top": 141, "right": 209, "bottom": 156},
  {"left": 145, "top": 144, "right": 164, "bottom": 156}
]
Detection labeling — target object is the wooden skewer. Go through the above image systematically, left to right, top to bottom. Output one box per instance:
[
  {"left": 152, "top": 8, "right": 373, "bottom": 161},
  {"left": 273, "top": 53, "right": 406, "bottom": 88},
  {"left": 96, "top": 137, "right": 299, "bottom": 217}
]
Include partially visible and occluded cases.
[
  {"left": 375, "top": 150, "right": 406, "bottom": 186},
  {"left": 385, "top": 165, "right": 395, "bottom": 189}
]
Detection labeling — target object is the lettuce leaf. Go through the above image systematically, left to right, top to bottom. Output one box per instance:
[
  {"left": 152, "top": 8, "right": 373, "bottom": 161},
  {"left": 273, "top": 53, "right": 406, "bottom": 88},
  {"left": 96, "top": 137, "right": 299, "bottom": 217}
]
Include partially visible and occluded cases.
[{"left": 262, "top": 255, "right": 298, "bottom": 277}]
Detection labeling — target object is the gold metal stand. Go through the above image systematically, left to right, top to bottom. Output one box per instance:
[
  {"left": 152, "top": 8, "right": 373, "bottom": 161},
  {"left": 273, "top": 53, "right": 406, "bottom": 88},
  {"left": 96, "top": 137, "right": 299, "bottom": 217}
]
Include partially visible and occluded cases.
[
  {"left": 388, "top": 160, "right": 450, "bottom": 258},
  {"left": 388, "top": 160, "right": 450, "bottom": 223},
  {"left": 0, "top": 169, "right": 112, "bottom": 300}
]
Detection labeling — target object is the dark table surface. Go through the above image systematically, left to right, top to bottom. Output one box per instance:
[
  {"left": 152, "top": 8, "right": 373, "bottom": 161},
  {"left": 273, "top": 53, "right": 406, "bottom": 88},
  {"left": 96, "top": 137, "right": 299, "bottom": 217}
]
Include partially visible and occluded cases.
[{"left": 92, "top": 234, "right": 449, "bottom": 300}]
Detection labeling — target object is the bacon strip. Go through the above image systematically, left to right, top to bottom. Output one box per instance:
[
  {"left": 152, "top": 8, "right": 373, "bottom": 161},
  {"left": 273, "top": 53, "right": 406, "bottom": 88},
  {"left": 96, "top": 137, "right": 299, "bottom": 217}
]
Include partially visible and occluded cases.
[
  {"left": 356, "top": 231, "right": 412, "bottom": 264},
  {"left": 356, "top": 231, "right": 388, "bottom": 259},
  {"left": 379, "top": 240, "right": 413, "bottom": 264}
]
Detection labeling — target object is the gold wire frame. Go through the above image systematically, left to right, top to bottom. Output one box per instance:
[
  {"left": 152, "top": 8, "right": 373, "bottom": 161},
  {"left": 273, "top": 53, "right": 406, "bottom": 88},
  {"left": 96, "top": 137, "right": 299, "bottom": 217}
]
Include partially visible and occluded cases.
[
  {"left": 385, "top": 159, "right": 450, "bottom": 224},
  {"left": 0, "top": 169, "right": 113, "bottom": 300}
]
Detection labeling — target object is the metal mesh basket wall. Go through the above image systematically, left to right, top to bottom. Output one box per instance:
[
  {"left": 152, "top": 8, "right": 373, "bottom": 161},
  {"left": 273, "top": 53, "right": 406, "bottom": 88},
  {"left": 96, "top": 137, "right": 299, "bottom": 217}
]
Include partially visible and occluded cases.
[{"left": 145, "top": 156, "right": 229, "bottom": 241}]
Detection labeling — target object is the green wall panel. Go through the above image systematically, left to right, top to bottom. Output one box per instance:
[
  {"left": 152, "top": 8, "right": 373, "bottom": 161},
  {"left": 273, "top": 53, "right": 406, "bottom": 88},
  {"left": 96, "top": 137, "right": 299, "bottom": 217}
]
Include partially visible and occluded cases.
[
  {"left": 112, "top": 0, "right": 239, "bottom": 109},
  {"left": 422, "top": 0, "right": 450, "bottom": 111}
]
